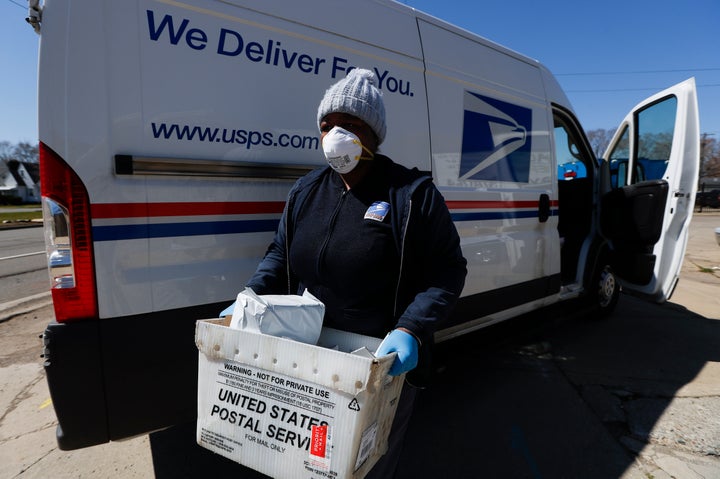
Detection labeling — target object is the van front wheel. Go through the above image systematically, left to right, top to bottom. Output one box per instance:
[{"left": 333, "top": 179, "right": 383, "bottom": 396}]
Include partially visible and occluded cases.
[{"left": 592, "top": 265, "right": 620, "bottom": 317}]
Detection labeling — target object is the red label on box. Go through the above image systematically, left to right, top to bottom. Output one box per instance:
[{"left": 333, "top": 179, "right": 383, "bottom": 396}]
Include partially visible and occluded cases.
[{"left": 310, "top": 425, "right": 328, "bottom": 458}]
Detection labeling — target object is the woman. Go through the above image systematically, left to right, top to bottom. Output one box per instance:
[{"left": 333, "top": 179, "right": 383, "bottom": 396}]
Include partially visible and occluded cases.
[{"left": 241, "top": 68, "right": 467, "bottom": 477}]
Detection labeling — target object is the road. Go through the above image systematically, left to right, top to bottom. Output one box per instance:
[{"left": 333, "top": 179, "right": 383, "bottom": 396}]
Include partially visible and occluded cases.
[
  {"left": 1, "top": 212, "right": 719, "bottom": 478},
  {"left": 0, "top": 226, "right": 49, "bottom": 303}
]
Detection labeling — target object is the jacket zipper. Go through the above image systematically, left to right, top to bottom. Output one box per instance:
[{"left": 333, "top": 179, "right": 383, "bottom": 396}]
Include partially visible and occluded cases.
[
  {"left": 317, "top": 189, "right": 347, "bottom": 276},
  {"left": 284, "top": 197, "right": 292, "bottom": 294},
  {"left": 394, "top": 198, "right": 411, "bottom": 319}
]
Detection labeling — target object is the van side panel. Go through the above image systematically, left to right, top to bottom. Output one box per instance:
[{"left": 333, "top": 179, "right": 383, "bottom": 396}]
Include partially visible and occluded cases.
[
  {"left": 40, "top": 0, "right": 431, "bottom": 448},
  {"left": 60, "top": 0, "right": 430, "bottom": 320},
  {"left": 417, "top": 19, "right": 561, "bottom": 325}
]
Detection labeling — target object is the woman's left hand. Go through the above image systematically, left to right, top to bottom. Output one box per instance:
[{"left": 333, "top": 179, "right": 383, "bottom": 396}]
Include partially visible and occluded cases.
[{"left": 376, "top": 329, "right": 419, "bottom": 376}]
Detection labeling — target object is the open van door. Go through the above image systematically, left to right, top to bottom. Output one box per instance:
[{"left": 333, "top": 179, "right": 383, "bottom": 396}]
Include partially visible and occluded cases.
[{"left": 599, "top": 78, "right": 699, "bottom": 302}]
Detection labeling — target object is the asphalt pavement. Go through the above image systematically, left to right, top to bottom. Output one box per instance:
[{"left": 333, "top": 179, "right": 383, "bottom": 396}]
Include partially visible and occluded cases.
[
  {"left": 397, "top": 211, "right": 720, "bottom": 479},
  {"left": 396, "top": 295, "right": 720, "bottom": 479}
]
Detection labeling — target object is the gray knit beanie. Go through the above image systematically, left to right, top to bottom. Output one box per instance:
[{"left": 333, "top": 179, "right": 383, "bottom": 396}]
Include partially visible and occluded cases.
[{"left": 317, "top": 68, "right": 387, "bottom": 144}]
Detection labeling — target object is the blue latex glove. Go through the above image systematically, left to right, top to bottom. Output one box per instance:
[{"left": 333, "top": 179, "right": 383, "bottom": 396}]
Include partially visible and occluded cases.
[
  {"left": 219, "top": 301, "right": 236, "bottom": 318},
  {"left": 376, "top": 329, "right": 419, "bottom": 376}
]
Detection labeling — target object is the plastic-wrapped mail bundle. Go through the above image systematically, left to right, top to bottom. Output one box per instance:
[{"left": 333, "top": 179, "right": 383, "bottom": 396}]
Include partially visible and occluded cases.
[{"left": 229, "top": 288, "right": 325, "bottom": 344}]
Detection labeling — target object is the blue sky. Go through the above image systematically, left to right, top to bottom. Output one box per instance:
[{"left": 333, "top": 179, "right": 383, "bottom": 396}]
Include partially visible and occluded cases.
[
  {"left": 1, "top": 0, "right": 719, "bottom": 145},
  {"left": 404, "top": 0, "right": 720, "bottom": 138}
]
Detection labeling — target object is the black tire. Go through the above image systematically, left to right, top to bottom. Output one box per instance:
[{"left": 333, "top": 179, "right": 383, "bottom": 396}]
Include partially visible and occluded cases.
[{"left": 590, "top": 264, "right": 620, "bottom": 317}]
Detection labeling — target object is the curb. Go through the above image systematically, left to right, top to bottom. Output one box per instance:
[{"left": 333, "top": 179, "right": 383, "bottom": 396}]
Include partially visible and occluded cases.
[
  {"left": 0, "top": 222, "right": 43, "bottom": 231},
  {"left": 0, "top": 292, "right": 53, "bottom": 323}
]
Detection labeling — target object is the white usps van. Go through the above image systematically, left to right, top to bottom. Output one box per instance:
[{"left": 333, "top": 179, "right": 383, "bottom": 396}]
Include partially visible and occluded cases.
[{"left": 32, "top": 0, "right": 698, "bottom": 451}]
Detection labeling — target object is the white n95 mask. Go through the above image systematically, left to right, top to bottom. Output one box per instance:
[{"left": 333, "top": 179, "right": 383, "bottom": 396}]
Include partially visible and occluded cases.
[{"left": 322, "top": 126, "right": 374, "bottom": 174}]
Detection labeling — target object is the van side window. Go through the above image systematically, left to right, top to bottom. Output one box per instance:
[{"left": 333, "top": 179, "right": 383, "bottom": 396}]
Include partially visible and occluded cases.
[
  {"left": 604, "top": 96, "right": 677, "bottom": 188},
  {"left": 636, "top": 96, "right": 677, "bottom": 181},
  {"left": 554, "top": 120, "right": 589, "bottom": 181},
  {"left": 607, "top": 126, "right": 630, "bottom": 188}
]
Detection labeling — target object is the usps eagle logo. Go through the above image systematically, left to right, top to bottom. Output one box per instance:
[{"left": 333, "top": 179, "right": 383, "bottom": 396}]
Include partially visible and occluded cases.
[{"left": 459, "top": 91, "right": 533, "bottom": 182}]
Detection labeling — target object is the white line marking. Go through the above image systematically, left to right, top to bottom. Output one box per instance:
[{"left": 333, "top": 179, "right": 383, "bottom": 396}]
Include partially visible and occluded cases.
[{"left": 0, "top": 251, "right": 45, "bottom": 261}]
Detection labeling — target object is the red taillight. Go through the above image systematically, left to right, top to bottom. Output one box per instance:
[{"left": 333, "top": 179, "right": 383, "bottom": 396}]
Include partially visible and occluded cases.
[{"left": 40, "top": 142, "right": 98, "bottom": 322}]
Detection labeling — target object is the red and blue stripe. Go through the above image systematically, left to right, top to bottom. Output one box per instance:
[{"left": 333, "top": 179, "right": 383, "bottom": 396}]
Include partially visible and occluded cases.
[{"left": 90, "top": 200, "right": 558, "bottom": 241}]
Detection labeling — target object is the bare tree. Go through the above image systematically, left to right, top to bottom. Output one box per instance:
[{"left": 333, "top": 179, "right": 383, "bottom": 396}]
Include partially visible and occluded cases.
[
  {"left": 585, "top": 128, "right": 615, "bottom": 158},
  {"left": 639, "top": 132, "right": 673, "bottom": 161},
  {"left": 700, "top": 134, "right": 720, "bottom": 179},
  {"left": 0, "top": 141, "right": 39, "bottom": 164},
  {"left": 0, "top": 141, "right": 14, "bottom": 162},
  {"left": 13, "top": 142, "right": 39, "bottom": 163}
]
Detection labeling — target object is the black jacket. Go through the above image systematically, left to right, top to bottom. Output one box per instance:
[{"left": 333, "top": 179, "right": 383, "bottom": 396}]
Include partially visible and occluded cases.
[{"left": 247, "top": 155, "right": 467, "bottom": 347}]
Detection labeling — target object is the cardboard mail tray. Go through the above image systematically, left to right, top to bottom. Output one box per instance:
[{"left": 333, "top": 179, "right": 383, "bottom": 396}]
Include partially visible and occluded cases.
[{"left": 195, "top": 318, "right": 404, "bottom": 479}]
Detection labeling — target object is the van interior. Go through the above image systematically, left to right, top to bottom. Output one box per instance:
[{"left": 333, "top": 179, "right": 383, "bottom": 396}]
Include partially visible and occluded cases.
[{"left": 554, "top": 112, "right": 595, "bottom": 285}]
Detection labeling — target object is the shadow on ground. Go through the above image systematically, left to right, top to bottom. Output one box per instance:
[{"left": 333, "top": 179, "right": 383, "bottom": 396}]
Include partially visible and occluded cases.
[{"left": 396, "top": 295, "right": 720, "bottom": 478}]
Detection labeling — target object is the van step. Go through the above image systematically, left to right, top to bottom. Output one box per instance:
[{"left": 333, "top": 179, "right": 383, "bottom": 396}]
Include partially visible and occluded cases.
[{"left": 559, "top": 284, "right": 583, "bottom": 300}]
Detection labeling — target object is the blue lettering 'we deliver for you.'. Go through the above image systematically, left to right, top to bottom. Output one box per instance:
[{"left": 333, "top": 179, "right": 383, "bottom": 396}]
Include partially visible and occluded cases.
[
  {"left": 145, "top": 10, "right": 415, "bottom": 97},
  {"left": 146, "top": 10, "right": 325, "bottom": 75}
]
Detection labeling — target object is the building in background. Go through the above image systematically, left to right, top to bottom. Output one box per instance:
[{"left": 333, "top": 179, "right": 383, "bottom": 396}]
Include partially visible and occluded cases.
[{"left": 0, "top": 160, "right": 40, "bottom": 204}]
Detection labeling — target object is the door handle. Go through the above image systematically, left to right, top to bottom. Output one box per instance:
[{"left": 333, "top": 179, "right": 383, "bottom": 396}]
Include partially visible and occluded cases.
[{"left": 539, "top": 194, "right": 550, "bottom": 223}]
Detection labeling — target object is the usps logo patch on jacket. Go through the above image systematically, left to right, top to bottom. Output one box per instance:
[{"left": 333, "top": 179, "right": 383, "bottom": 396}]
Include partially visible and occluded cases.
[{"left": 364, "top": 201, "right": 390, "bottom": 222}]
